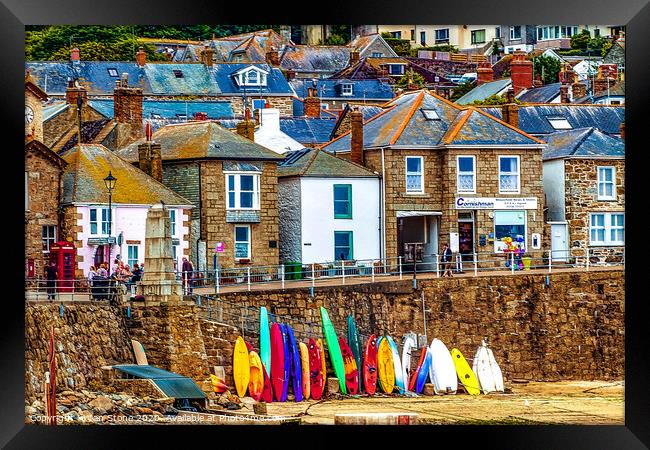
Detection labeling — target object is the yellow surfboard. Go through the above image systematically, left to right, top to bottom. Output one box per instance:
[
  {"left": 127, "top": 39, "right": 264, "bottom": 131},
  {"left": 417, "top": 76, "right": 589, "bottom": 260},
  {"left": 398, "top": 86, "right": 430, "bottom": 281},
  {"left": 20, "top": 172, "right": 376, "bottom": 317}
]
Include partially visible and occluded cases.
[
  {"left": 233, "top": 336, "right": 251, "bottom": 398},
  {"left": 317, "top": 338, "right": 327, "bottom": 387},
  {"left": 377, "top": 338, "right": 395, "bottom": 394},
  {"left": 299, "top": 342, "right": 311, "bottom": 400},
  {"left": 451, "top": 348, "right": 481, "bottom": 396},
  {"left": 248, "top": 351, "right": 265, "bottom": 401}
]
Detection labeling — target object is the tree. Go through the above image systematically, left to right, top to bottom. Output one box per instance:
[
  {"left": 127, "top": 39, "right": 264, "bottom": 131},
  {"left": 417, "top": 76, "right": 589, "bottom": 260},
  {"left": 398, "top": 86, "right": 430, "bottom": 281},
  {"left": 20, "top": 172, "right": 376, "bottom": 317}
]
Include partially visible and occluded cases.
[
  {"left": 570, "top": 29, "right": 591, "bottom": 51},
  {"left": 325, "top": 34, "right": 347, "bottom": 45},
  {"left": 532, "top": 55, "right": 562, "bottom": 85},
  {"left": 396, "top": 70, "right": 425, "bottom": 89},
  {"left": 449, "top": 81, "right": 476, "bottom": 101},
  {"left": 470, "top": 94, "right": 520, "bottom": 106}
]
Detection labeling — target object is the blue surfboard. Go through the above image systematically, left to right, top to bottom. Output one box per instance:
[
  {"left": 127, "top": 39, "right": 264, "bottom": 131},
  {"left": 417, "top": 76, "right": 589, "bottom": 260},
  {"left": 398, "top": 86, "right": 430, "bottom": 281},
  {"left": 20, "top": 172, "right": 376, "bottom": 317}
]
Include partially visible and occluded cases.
[
  {"left": 279, "top": 324, "right": 291, "bottom": 401},
  {"left": 285, "top": 324, "right": 303, "bottom": 402},
  {"left": 415, "top": 348, "right": 432, "bottom": 394}
]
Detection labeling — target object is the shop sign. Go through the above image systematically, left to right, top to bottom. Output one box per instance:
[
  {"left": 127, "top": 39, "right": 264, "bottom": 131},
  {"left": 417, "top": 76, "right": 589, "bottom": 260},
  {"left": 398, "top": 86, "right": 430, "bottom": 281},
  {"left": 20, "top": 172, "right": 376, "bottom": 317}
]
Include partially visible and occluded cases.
[{"left": 455, "top": 197, "right": 537, "bottom": 210}]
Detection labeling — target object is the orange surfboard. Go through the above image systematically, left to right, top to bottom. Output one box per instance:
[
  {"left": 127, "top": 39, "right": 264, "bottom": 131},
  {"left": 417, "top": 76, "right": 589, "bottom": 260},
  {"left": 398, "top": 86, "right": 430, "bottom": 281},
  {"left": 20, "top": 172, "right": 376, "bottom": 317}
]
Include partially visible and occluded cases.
[{"left": 248, "top": 351, "right": 265, "bottom": 401}]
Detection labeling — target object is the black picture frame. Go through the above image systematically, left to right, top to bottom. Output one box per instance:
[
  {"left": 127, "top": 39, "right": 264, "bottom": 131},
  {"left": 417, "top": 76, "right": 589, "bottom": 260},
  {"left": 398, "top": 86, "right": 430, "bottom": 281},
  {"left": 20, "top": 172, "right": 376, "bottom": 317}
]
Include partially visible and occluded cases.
[{"left": 4, "top": 0, "right": 648, "bottom": 447}]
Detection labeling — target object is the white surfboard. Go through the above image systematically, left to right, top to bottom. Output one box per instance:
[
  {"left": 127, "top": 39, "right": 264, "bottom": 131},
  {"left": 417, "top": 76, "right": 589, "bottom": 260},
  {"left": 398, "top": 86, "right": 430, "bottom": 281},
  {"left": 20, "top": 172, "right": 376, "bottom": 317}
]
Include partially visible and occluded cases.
[
  {"left": 401, "top": 333, "right": 417, "bottom": 392},
  {"left": 428, "top": 339, "right": 457, "bottom": 394},
  {"left": 473, "top": 340, "right": 503, "bottom": 393},
  {"left": 486, "top": 346, "right": 505, "bottom": 392}
]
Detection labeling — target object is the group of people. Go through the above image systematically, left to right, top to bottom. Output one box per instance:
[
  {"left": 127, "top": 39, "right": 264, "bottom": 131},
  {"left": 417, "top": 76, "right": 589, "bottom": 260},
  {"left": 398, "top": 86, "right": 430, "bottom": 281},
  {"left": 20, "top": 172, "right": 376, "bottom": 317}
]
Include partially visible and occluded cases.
[{"left": 87, "top": 260, "right": 144, "bottom": 300}]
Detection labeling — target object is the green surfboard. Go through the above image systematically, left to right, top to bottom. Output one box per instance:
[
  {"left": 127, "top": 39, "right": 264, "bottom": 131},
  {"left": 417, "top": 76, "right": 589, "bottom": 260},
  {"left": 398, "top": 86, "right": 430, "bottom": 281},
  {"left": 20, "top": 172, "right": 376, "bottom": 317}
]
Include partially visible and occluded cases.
[
  {"left": 320, "top": 306, "right": 347, "bottom": 394},
  {"left": 260, "top": 307, "right": 271, "bottom": 376},
  {"left": 347, "top": 315, "right": 363, "bottom": 393}
]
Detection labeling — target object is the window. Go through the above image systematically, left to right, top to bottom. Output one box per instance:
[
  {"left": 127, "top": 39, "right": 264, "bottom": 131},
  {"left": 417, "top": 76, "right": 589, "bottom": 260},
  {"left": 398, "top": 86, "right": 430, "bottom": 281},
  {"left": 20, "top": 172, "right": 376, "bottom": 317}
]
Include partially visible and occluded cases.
[
  {"left": 510, "top": 26, "right": 522, "bottom": 40},
  {"left": 495, "top": 27, "right": 501, "bottom": 39},
  {"left": 435, "top": 28, "right": 449, "bottom": 43},
  {"left": 410, "top": 29, "right": 415, "bottom": 41},
  {"left": 471, "top": 29, "right": 486, "bottom": 44},
  {"left": 390, "top": 31, "right": 401, "bottom": 39},
  {"left": 420, "top": 31, "right": 426, "bottom": 46},
  {"left": 372, "top": 52, "right": 383, "bottom": 57},
  {"left": 389, "top": 64, "right": 405, "bottom": 75},
  {"left": 237, "top": 68, "right": 268, "bottom": 87},
  {"left": 173, "top": 69, "right": 184, "bottom": 78},
  {"left": 248, "top": 70, "right": 258, "bottom": 84},
  {"left": 341, "top": 84, "right": 353, "bottom": 96},
  {"left": 252, "top": 99, "right": 266, "bottom": 111},
  {"left": 421, "top": 109, "right": 440, "bottom": 120},
  {"left": 547, "top": 117, "right": 572, "bottom": 130},
  {"left": 457, "top": 155, "right": 476, "bottom": 193},
  {"left": 405, "top": 156, "right": 424, "bottom": 193},
  {"left": 499, "top": 156, "right": 520, "bottom": 193},
  {"left": 597, "top": 167, "right": 616, "bottom": 200},
  {"left": 226, "top": 173, "right": 260, "bottom": 210},
  {"left": 333, "top": 184, "right": 352, "bottom": 219},
  {"left": 90, "top": 208, "right": 110, "bottom": 235},
  {"left": 169, "top": 210, "right": 176, "bottom": 235},
  {"left": 494, "top": 211, "right": 526, "bottom": 252},
  {"left": 590, "top": 213, "right": 624, "bottom": 245},
  {"left": 42, "top": 225, "right": 56, "bottom": 253},
  {"left": 234, "top": 225, "right": 251, "bottom": 260},
  {"left": 334, "top": 231, "right": 353, "bottom": 261},
  {"left": 127, "top": 245, "right": 139, "bottom": 267}
]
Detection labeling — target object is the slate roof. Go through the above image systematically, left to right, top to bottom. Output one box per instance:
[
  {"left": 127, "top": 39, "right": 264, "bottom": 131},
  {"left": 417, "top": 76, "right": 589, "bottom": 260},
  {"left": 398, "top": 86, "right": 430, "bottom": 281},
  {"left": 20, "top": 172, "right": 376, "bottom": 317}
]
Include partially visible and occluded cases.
[
  {"left": 349, "top": 34, "right": 398, "bottom": 58},
  {"left": 280, "top": 46, "right": 352, "bottom": 74},
  {"left": 209, "top": 63, "right": 293, "bottom": 95},
  {"left": 290, "top": 78, "right": 395, "bottom": 101},
  {"left": 455, "top": 78, "right": 512, "bottom": 105},
  {"left": 573, "top": 81, "right": 625, "bottom": 104},
  {"left": 516, "top": 83, "right": 562, "bottom": 104},
  {"left": 321, "top": 89, "right": 543, "bottom": 153},
  {"left": 88, "top": 99, "right": 234, "bottom": 120},
  {"left": 43, "top": 102, "right": 71, "bottom": 121},
  {"left": 329, "top": 104, "right": 385, "bottom": 139},
  {"left": 480, "top": 104, "right": 625, "bottom": 136},
  {"left": 56, "top": 119, "right": 116, "bottom": 154},
  {"left": 116, "top": 121, "right": 284, "bottom": 163},
  {"left": 542, "top": 127, "right": 625, "bottom": 161},
  {"left": 61, "top": 144, "right": 192, "bottom": 206},
  {"left": 277, "top": 147, "right": 378, "bottom": 178}
]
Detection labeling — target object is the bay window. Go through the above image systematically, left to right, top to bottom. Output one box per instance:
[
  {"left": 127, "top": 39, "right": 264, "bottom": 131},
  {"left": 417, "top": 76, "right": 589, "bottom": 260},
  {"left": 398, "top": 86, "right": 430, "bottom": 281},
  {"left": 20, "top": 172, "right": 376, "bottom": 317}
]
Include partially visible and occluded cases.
[
  {"left": 457, "top": 155, "right": 476, "bottom": 193},
  {"left": 405, "top": 156, "right": 424, "bottom": 193},
  {"left": 499, "top": 156, "right": 520, "bottom": 193},
  {"left": 597, "top": 166, "right": 616, "bottom": 200},
  {"left": 226, "top": 173, "right": 260, "bottom": 210},
  {"left": 494, "top": 210, "right": 526, "bottom": 252},
  {"left": 590, "top": 213, "right": 624, "bottom": 245},
  {"left": 234, "top": 225, "right": 251, "bottom": 260}
]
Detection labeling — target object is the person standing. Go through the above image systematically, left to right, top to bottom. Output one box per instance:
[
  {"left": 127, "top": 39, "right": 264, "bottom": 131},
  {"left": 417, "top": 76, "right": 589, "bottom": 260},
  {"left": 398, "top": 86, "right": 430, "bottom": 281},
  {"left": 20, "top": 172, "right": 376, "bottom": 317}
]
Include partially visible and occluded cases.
[
  {"left": 442, "top": 243, "right": 453, "bottom": 278},
  {"left": 181, "top": 257, "right": 194, "bottom": 295},
  {"left": 45, "top": 262, "right": 57, "bottom": 301}
]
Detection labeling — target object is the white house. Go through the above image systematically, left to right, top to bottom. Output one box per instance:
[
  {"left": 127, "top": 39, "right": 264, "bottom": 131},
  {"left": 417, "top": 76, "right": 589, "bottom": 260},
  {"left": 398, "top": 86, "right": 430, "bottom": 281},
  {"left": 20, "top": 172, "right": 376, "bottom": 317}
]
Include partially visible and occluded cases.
[
  {"left": 254, "top": 108, "right": 304, "bottom": 154},
  {"left": 60, "top": 144, "right": 193, "bottom": 276},
  {"left": 277, "top": 148, "right": 380, "bottom": 265}
]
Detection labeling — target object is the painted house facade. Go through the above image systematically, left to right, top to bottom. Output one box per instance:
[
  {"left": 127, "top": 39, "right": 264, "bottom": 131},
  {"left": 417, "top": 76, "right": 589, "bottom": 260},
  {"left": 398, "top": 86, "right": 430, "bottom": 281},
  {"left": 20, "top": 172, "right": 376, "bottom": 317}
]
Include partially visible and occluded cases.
[
  {"left": 322, "top": 90, "right": 546, "bottom": 265},
  {"left": 542, "top": 127, "right": 624, "bottom": 263},
  {"left": 59, "top": 144, "right": 193, "bottom": 277},
  {"left": 277, "top": 148, "right": 380, "bottom": 264}
]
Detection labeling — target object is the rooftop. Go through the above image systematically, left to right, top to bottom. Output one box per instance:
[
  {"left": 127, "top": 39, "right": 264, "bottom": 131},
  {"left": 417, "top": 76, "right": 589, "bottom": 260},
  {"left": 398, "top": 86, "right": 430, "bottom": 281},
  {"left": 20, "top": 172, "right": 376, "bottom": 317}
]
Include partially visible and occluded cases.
[
  {"left": 455, "top": 78, "right": 512, "bottom": 105},
  {"left": 542, "top": 127, "right": 625, "bottom": 161},
  {"left": 278, "top": 147, "right": 378, "bottom": 178}
]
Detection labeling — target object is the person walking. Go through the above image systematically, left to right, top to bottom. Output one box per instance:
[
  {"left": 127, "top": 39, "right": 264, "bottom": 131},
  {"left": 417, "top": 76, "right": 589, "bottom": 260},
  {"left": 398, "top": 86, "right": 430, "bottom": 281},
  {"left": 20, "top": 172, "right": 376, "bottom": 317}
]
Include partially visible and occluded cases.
[
  {"left": 442, "top": 243, "right": 453, "bottom": 278},
  {"left": 181, "top": 257, "right": 194, "bottom": 295},
  {"left": 45, "top": 261, "right": 57, "bottom": 301}
]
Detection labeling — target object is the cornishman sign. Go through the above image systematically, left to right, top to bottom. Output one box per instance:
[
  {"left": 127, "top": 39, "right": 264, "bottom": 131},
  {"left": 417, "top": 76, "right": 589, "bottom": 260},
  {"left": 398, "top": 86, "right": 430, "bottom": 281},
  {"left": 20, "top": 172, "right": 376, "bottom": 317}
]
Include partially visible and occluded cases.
[{"left": 455, "top": 197, "right": 538, "bottom": 210}]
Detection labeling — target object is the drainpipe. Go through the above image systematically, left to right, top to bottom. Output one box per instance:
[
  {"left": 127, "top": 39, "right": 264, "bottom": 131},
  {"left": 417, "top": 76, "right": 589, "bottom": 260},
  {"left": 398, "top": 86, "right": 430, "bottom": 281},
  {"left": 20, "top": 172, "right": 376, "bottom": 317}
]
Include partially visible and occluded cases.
[{"left": 380, "top": 147, "right": 387, "bottom": 261}]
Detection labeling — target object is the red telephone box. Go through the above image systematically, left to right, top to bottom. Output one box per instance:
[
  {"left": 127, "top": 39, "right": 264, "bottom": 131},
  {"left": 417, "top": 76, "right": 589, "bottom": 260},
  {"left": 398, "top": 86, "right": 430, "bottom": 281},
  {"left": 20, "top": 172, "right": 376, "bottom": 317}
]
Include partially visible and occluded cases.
[{"left": 48, "top": 241, "right": 76, "bottom": 292}]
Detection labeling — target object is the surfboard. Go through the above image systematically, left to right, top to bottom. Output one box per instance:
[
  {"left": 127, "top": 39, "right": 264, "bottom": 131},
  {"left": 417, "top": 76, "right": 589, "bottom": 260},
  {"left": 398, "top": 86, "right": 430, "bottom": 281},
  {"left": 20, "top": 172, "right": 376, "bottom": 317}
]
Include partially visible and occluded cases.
[
  {"left": 319, "top": 306, "right": 347, "bottom": 394},
  {"left": 260, "top": 307, "right": 271, "bottom": 377},
  {"left": 347, "top": 316, "right": 363, "bottom": 393},
  {"left": 270, "top": 323, "right": 286, "bottom": 402},
  {"left": 279, "top": 324, "right": 291, "bottom": 401},
  {"left": 285, "top": 325, "right": 303, "bottom": 402},
  {"left": 363, "top": 334, "right": 378, "bottom": 395},
  {"left": 401, "top": 334, "right": 417, "bottom": 392},
  {"left": 233, "top": 336, "right": 251, "bottom": 398},
  {"left": 377, "top": 336, "right": 395, "bottom": 394},
  {"left": 386, "top": 336, "right": 405, "bottom": 393},
  {"left": 339, "top": 337, "right": 359, "bottom": 395},
  {"left": 308, "top": 338, "right": 325, "bottom": 400},
  {"left": 317, "top": 338, "right": 327, "bottom": 390},
  {"left": 131, "top": 339, "right": 148, "bottom": 366},
  {"left": 428, "top": 339, "right": 457, "bottom": 395},
  {"left": 473, "top": 340, "right": 503, "bottom": 393},
  {"left": 299, "top": 342, "right": 310, "bottom": 400},
  {"left": 408, "top": 346, "right": 427, "bottom": 392},
  {"left": 486, "top": 346, "right": 505, "bottom": 392},
  {"left": 415, "top": 348, "right": 432, "bottom": 394},
  {"left": 451, "top": 348, "right": 481, "bottom": 396},
  {"left": 248, "top": 351, "right": 265, "bottom": 401},
  {"left": 261, "top": 366, "right": 273, "bottom": 403},
  {"left": 209, "top": 374, "right": 229, "bottom": 393}
]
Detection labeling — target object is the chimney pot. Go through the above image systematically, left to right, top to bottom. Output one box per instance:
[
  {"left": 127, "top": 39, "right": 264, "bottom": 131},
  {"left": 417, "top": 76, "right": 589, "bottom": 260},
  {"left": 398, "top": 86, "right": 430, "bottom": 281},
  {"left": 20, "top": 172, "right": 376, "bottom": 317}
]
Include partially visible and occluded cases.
[{"left": 136, "top": 47, "right": 146, "bottom": 67}]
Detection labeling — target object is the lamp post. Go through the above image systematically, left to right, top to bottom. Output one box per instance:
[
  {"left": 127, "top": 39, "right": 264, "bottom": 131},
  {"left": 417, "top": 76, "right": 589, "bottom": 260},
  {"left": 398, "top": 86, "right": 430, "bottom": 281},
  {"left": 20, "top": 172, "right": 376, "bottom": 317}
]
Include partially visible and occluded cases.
[{"left": 104, "top": 171, "right": 117, "bottom": 264}]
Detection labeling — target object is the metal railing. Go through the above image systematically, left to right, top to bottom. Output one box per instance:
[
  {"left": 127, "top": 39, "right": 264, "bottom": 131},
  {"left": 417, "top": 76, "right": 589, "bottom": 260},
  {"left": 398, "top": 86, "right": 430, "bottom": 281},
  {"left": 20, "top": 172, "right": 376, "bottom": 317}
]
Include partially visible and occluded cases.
[{"left": 24, "top": 277, "right": 133, "bottom": 303}]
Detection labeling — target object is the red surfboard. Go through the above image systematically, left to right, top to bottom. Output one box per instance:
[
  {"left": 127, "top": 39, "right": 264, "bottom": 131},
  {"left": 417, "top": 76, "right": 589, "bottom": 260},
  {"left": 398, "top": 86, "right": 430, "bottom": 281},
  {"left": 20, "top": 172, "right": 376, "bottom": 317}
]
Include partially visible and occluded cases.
[
  {"left": 270, "top": 323, "right": 285, "bottom": 402},
  {"left": 363, "top": 334, "right": 378, "bottom": 395},
  {"left": 339, "top": 337, "right": 359, "bottom": 395},
  {"left": 308, "top": 338, "right": 324, "bottom": 400},
  {"left": 245, "top": 341, "right": 256, "bottom": 353},
  {"left": 408, "top": 346, "right": 427, "bottom": 392},
  {"left": 261, "top": 365, "right": 273, "bottom": 403}
]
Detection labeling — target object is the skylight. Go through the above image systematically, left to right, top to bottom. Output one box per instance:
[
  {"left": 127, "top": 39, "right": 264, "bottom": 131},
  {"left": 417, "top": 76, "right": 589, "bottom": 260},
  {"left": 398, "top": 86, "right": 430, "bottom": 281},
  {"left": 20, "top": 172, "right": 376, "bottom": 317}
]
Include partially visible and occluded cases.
[
  {"left": 107, "top": 68, "right": 119, "bottom": 77},
  {"left": 173, "top": 70, "right": 184, "bottom": 78},
  {"left": 421, "top": 109, "right": 440, "bottom": 120},
  {"left": 547, "top": 117, "right": 572, "bottom": 130}
]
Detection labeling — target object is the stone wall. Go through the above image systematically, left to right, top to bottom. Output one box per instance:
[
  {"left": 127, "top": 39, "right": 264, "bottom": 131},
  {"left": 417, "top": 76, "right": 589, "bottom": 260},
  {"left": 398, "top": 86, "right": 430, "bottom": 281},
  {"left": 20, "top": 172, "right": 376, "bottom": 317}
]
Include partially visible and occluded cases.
[
  {"left": 26, "top": 90, "right": 44, "bottom": 142},
  {"left": 219, "top": 95, "right": 294, "bottom": 117},
  {"left": 564, "top": 158, "right": 625, "bottom": 262},
  {"left": 278, "top": 177, "right": 302, "bottom": 263},
  {"left": 200, "top": 319, "right": 241, "bottom": 384}
]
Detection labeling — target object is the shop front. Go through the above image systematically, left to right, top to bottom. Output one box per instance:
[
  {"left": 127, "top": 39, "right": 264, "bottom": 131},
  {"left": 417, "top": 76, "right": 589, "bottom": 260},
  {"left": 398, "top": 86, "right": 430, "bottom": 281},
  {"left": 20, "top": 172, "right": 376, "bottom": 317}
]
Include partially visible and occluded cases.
[{"left": 396, "top": 211, "right": 440, "bottom": 267}]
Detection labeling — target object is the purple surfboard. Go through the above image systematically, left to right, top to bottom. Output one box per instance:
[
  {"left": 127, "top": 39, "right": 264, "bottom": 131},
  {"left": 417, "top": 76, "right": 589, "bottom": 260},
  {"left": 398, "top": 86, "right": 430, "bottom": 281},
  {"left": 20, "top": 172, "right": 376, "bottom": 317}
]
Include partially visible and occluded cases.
[
  {"left": 279, "top": 324, "right": 291, "bottom": 402},
  {"left": 285, "top": 324, "right": 303, "bottom": 402}
]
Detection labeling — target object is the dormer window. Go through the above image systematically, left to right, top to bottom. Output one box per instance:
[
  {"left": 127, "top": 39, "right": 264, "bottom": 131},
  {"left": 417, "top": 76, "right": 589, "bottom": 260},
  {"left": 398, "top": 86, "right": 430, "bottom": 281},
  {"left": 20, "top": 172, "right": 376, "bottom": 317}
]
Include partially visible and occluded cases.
[
  {"left": 235, "top": 66, "right": 269, "bottom": 87},
  {"left": 341, "top": 84, "right": 353, "bottom": 96},
  {"left": 547, "top": 117, "right": 572, "bottom": 130}
]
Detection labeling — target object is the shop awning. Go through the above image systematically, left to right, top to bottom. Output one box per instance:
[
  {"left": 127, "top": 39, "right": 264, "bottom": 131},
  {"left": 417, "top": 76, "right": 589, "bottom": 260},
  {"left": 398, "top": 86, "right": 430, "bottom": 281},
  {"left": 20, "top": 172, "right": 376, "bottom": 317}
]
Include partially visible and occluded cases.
[{"left": 396, "top": 211, "right": 442, "bottom": 218}]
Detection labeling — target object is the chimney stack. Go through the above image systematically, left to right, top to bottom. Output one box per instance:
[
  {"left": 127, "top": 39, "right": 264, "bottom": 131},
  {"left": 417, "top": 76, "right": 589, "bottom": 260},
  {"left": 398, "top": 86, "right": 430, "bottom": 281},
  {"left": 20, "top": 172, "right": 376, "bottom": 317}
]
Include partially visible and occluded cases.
[
  {"left": 202, "top": 46, "right": 214, "bottom": 67},
  {"left": 70, "top": 47, "right": 80, "bottom": 63},
  {"left": 135, "top": 47, "right": 146, "bottom": 67},
  {"left": 350, "top": 50, "right": 360, "bottom": 66},
  {"left": 510, "top": 50, "right": 533, "bottom": 95},
  {"left": 477, "top": 61, "right": 494, "bottom": 86},
  {"left": 286, "top": 69, "right": 296, "bottom": 81},
  {"left": 114, "top": 75, "right": 144, "bottom": 144},
  {"left": 65, "top": 79, "right": 87, "bottom": 105},
  {"left": 571, "top": 81, "right": 587, "bottom": 100},
  {"left": 559, "top": 84, "right": 570, "bottom": 103},
  {"left": 303, "top": 85, "right": 321, "bottom": 118},
  {"left": 501, "top": 88, "right": 519, "bottom": 128},
  {"left": 350, "top": 107, "right": 364, "bottom": 166},
  {"left": 236, "top": 108, "right": 256, "bottom": 141},
  {"left": 620, "top": 122, "right": 625, "bottom": 140},
  {"left": 137, "top": 141, "right": 163, "bottom": 182}
]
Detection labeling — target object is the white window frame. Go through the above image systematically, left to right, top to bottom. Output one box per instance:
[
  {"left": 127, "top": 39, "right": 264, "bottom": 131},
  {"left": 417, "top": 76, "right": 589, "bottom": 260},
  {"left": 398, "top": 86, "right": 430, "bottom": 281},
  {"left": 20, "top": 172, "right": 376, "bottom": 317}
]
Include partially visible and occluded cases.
[
  {"left": 510, "top": 26, "right": 522, "bottom": 40},
  {"left": 435, "top": 28, "right": 449, "bottom": 43},
  {"left": 372, "top": 52, "right": 383, "bottom": 57},
  {"left": 237, "top": 68, "right": 268, "bottom": 87},
  {"left": 341, "top": 84, "right": 353, "bottom": 96},
  {"left": 548, "top": 117, "right": 572, "bottom": 130},
  {"left": 457, "top": 155, "right": 476, "bottom": 194},
  {"left": 498, "top": 155, "right": 521, "bottom": 194},
  {"left": 405, "top": 156, "right": 424, "bottom": 194},
  {"left": 597, "top": 166, "right": 616, "bottom": 201},
  {"left": 225, "top": 173, "right": 261, "bottom": 210},
  {"left": 89, "top": 207, "right": 111, "bottom": 236},
  {"left": 169, "top": 209, "right": 176, "bottom": 235},
  {"left": 589, "top": 212, "right": 624, "bottom": 246},
  {"left": 42, "top": 225, "right": 57, "bottom": 253},
  {"left": 234, "top": 225, "right": 251, "bottom": 260},
  {"left": 127, "top": 245, "right": 139, "bottom": 268}
]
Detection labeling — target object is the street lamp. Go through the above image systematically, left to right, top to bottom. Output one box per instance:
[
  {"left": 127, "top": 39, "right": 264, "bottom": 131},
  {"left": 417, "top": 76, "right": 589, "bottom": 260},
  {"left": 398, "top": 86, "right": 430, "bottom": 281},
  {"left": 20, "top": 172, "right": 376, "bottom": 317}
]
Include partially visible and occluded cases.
[{"left": 104, "top": 171, "right": 117, "bottom": 264}]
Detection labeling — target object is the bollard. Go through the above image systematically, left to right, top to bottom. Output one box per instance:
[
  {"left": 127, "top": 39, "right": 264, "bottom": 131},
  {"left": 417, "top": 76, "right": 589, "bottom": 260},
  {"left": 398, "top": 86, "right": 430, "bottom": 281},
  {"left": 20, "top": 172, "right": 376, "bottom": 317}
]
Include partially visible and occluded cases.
[
  {"left": 473, "top": 252, "right": 478, "bottom": 277},
  {"left": 548, "top": 252, "right": 553, "bottom": 273},
  {"left": 399, "top": 256, "right": 403, "bottom": 280}
]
